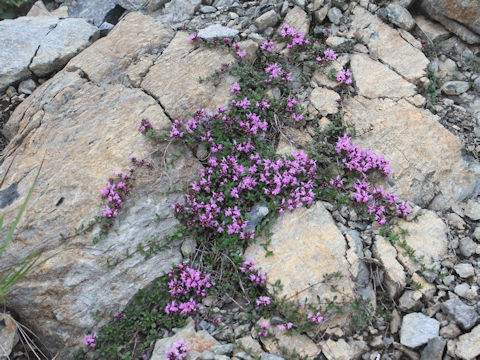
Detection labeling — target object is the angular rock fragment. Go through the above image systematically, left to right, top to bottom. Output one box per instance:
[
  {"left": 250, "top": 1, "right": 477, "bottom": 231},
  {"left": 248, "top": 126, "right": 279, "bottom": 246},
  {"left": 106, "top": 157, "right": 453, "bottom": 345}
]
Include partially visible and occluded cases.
[
  {"left": 441, "top": 298, "right": 479, "bottom": 331},
  {"left": 400, "top": 313, "right": 440, "bottom": 348}
]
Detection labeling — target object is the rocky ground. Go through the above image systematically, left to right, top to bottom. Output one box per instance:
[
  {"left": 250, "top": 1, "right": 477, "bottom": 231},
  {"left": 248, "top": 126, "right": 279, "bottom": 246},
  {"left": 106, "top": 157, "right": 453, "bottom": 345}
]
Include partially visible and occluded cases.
[{"left": 0, "top": 0, "right": 480, "bottom": 360}]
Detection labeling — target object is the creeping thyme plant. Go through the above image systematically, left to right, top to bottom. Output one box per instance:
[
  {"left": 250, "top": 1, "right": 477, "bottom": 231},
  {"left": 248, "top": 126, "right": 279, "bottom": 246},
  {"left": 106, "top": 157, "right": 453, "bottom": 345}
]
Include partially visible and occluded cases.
[{"left": 75, "top": 23, "right": 414, "bottom": 360}]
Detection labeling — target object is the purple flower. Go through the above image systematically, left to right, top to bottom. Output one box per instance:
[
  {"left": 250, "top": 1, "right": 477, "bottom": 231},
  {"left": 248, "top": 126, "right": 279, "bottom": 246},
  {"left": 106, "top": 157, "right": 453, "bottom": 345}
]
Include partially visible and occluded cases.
[
  {"left": 188, "top": 33, "right": 198, "bottom": 42},
  {"left": 261, "top": 40, "right": 275, "bottom": 52},
  {"left": 237, "top": 49, "right": 247, "bottom": 58},
  {"left": 324, "top": 49, "right": 337, "bottom": 60},
  {"left": 265, "top": 63, "right": 282, "bottom": 83},
  {"left": 336, "top": 69, "right": 353, "bottom": 84},
  {"left": 230, "top": 82, "right": 241, "bottom": 93},
  {"left": 292, "top": 113, "right": 303, "bottom": 122},
  {"left": 256, "top": 296, "right": 271, "bottom": 308},
  {"left": 115, "top": 312, "right": 126, "bottom": 319},
  {"left": 308, "top": 312, "right": 324, "bottom": 324},
  {"left": 258, "top": 321, "right": 270, "bottom": 337},
  {"left": 278, "top": 322, "right": 293, "bottom": 331},
  {"left": 83, "top": 332, "right": 98, "bottom": 348},
  {"left": 165, "top": 339, "right": 190, "bottom": 360}
]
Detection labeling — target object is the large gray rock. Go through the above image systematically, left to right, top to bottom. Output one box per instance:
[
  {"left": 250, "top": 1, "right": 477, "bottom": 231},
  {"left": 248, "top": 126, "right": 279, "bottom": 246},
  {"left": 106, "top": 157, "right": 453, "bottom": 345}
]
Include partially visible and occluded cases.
[
  {"left": 27, "top": 0, "right": 52, "bottom": 17},
  {"left": 68, "top": 0, "right": 117, "bottom": 26},
  {"left": 419, "top": 0, "right": 480, "bottom": 44},
  {"left": 348, "top": 6, "right": 429, "bottom": 81},
  {"left": 327, "top": 7, "right": 342, "bottom": 25},
  {"left": 254, "top": 10, "right": 280, "bottom": 32},
  {"left": 0, "top": 12, "right": 233, "bottom": 356},
  {"left": 414, "top": 15, "right": 451, "bottom": 42},
  {"left": 0, "top": 16, "right": 98, "bottom": 91},
  {"left": 0, "top": 16, "right": 57, "bottom": 91},
  {"left": 30, "top": 18, "right": 99, "bottom": 77},
  {"left": 350, "top": 54, "right": 416, "bottom": 99},
  {"left": 441, "top": 81, "right": 470, "bottom": 96},
  {"left": 395, "top": 211, "right": 448, "bottom": 273},
  {"left": 454, "top": 263, "right": 475, "bottom": 278},
  {"left": 442, "top": 298, "right": 479, "bottom": 331},
  {"left": 400, "top": 313, "right": 440, "bottom": 348}
]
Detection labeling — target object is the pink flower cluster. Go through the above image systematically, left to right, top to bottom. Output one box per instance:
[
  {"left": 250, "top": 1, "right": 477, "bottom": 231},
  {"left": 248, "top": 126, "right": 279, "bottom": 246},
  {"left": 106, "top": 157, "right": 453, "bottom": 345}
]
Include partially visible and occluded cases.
[
  {"left": 280, "top": 23, "right": 309, "bottom": 48},
  {"left": 188, "top": 34, "right": 199, "bottom": 42},
  {"left": 261, "top": 40, "right": 275, "bottom": 52},
  {"left": 316, "top": 48, "right": 337, "bottom": 62},
  {"left": 237, "top": 49, "right": 247, "bottom": 58},
  {"left": 264, "top": 63, "right": 282, "bottom": 83},
  {"left": 264, "top": 63, "right": 292, "bottom": 83},
  {"left": 336, "top": 69, "right": 352, "bottom": 84},
  {"left": 230, "top": 82, "right": 241, "bottom": 93},
  {"left": 285, "top": 96, "right": 303, "bottom": 122},
  {"left": 169, "top": 103, "right": 317, "bottom": 241},
  {"left": 137, "top": 118, "right": 153, "bottom": 132},
  {"left": 170, "top": 119, "right": 185, "bottom": 138},
  {"left": 336, "top": 134, "right": 391, "bottom": 177},
  {"left": 335, "top": 135, "right": 411, "bottom": 224},
  {"left": 100, "top": 157, "right": 153, "bottom": 218},
  {"left": 101, "top": 173, "right": 132, "bottom": 218},
  {"left": 329, "top": 175, "right": 344, "bottom": 188},
  {"left": 240, "top": 259, "right": 267, "bottom": 284},
  {"left": 164, "top": 264, "right": 215, "bottom": 316},
  {"left": 256, "top": 296, "right": 271, "bottom": 309},
  {"left": 307, "top": 312, "right": 324, "bottom": 324},
  {"left": 258, "top": 321, "right": 270, "bottom": 337},
  {"left": 278, "top": 322, "right": 293, "bottom": 331},
  {"left": 83, "top": 332, "right": 98, "bottom": 348},
  {"left": 165, "top": 340, "right": 190, "bottom": 360}
]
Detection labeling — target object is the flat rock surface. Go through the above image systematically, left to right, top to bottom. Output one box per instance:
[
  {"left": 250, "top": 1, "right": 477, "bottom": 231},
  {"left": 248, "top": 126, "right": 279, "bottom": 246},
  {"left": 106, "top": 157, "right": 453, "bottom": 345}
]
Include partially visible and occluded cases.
[
  {"left": 282, "top": 6, "right": 310, "bottom": 35},
  {"left": 348, "top": 6, "right": 429, "bottom": 81},
  {"left": 66, "top": 12, "right": 174, "bottom": 85},
  {"left": 0, "top": 16, "right": 57, "bottom": 91},
  {"left": 30, "top": 18, "right": 99, "bottom": 77},
  {"left": 142, "top": 31, "right": 237, "bottom": 120},
  {"left": 350, "top": 54, "right": 416, "bottom": 99},
  {"left": 344, "top": 96, "right": 480, "bottom": 210},
  {"left": 244, "top": 202, "right": 355, "bottom": 303},
  {"left": 395, "top": 210, "right": 448, "bottom": 271},
  {"left": 441, "top": 298, "right": 479, "bottom": 331},
  {"left": 0, "top": 314, "right": 18, "bottom": 358},
  {"left": 261, "top": 326, "right": 321, "bottom": 358}
]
